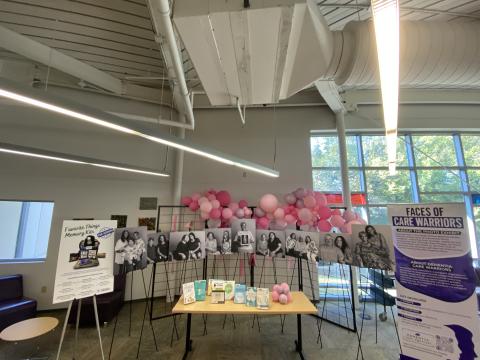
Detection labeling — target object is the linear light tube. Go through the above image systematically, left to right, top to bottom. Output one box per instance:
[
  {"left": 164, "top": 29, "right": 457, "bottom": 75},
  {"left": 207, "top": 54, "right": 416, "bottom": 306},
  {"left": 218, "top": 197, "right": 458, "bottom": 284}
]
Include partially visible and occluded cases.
[
  {"left": 371, "top": 0, "right": 400, "bottom": 175},
  {"left": 0, "top": 79, "right": 279, "bottom": 178},
  {"left": 0, "top": 143, "right": 169, "bottom": 177}
]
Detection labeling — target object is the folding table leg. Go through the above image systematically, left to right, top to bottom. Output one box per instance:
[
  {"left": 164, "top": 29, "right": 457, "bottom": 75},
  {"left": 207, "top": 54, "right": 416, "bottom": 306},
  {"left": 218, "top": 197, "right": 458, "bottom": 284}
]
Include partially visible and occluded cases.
[{"left": 294, "top": 314, "right": 305, "bottom": 360}]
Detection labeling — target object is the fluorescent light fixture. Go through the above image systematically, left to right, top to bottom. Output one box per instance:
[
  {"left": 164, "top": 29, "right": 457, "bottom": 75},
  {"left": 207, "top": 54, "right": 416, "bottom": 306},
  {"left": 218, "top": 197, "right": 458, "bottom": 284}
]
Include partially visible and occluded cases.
[
  {"left": 371, "top": 0, "right": 400, "bottom": 175},
  {"left": 0, "top": 78, "right": 279, "bottom": 178},
  {"left": 0, "top": 142, "right": 169, "bottom": 177}
]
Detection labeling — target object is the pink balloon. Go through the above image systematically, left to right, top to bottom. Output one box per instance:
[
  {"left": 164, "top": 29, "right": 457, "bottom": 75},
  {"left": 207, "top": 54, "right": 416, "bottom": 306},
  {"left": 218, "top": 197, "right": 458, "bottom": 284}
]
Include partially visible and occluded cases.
[
  {"left": 294, "top": 188, "right": 307, "bottom": 199},
  {"left": 216, "top": 190, "right": 231, "bottom": 206},
  {"left": 314, "top": 192, "right": 328, "bottom": 207},
  {"left": 191, "top": 193, "right": 201, "bottom": 201},
  {"left": 284, "top": 193, "right": 297, "bottom": 205},
  {"left": 207, "top": 194, "right": 216, "bottom": 201},
  {"left": 259, "top": 194, "right": 279, "bottom": 213},
  {"left": 304, "top": 195, "right": 316, "bottom": 209},
  {"left": 181, "top": 196, "right": 192, "bottom": 206},
  {"left": 198, "top": 196, "right": 209, "bottom": 205},
  {"left": 296, "top": 199, "right": 305, "bottom": 209},
  {"left": 211, "top": 200, "right": 220, "bottom": 209},
  {"left": 238, "top": 200, "right": 248, "bottom": 208},
  {"left": 189, "top": 201, "right": 199, "bottom": 211},
  {"left": 200, "top": 201, "right": 213, "bottom": 213},
  {"left": 229, "top": 202, "right": 239, "bottom": 212},
  {"left": 318, "top": 206, "right": 333, "bottom": 220},
  {"left": 222, "top": 207, "right": 233, "bottom": 219},
  {"left": 244, "top": 207, "right": 253, "bottom": 217},
  {"left": 254, "top": 207, "right": 265, "bottom": 217},
  {"left": 210, "top": 208, "right": 221, "bottom": 219},
  {"left": 235, "top": 208, "right": 245, "bottom": 218},
  {"left": 274, "top": 208, "right": 285, "bottom": 220},
  {"left": 298, "top": 208, "right": 313, "bottom": 222},
  {"left": 332, "top": 209, "right": 342, "bottom": 216},
  {"left": 343, "top": 209, "right": 356, "bottom": 222},
  {"left": 200, "top": 211, "right": 210, "bottom": 220},
  {"left": 266, "top": 213, "right": 274, "bottom": 220},
  {"left": 285, "top": 214, "right": 296, "bottom": 224},
  {"left": 330, "top": 214, "right": 346, "bottom": 228},
  {"left": 257, "top": 217, "right": 269, "bottom": 230},
  {"left": 207, "top": 218, "right": 221, "bottom": 228},
  {"left": 273, "top": 219, "right": 287, "bottom": 229},
  {"left": 317, "top": 219, "right": 332, "bottom": 232},
  {"left": 280, "top": 283, "right": 290, "bottom": 294},
  {"left": 273, "top": 284, "right": 281, "bottom": 293},
  {"left": 272, "top": 290, "right": 280, "bottom": 302},
  {"left": 286, "top": 292, "right": 293, "bottom": 303},
  {"left": 279, "top": 294, "right": 288, "bottom": 305}
]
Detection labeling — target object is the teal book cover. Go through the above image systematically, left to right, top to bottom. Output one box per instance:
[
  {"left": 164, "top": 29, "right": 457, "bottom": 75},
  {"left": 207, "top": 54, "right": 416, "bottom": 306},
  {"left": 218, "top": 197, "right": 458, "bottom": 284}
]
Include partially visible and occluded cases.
[
  {"left": 194, "top": 280, "right": 206, "bottom": 301},
  {"left": 234, "top": 284, "right": 246, "bottom": 304},
  {"left": 246, "top": 287, "right": 257, "bottom": 307}
]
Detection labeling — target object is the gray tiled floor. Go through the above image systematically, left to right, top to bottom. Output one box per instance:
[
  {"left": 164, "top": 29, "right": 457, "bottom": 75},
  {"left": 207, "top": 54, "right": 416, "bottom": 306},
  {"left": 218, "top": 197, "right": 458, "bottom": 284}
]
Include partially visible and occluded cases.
[{"left": 0, "top": 301, "right": 401, "bottom": 360}]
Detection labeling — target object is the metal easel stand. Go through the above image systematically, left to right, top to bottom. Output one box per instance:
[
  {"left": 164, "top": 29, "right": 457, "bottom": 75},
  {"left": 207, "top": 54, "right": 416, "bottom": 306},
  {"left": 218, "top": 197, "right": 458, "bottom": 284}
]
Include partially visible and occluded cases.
[{"left": 56, "top": 296, "right": 105, "bottom": 360}]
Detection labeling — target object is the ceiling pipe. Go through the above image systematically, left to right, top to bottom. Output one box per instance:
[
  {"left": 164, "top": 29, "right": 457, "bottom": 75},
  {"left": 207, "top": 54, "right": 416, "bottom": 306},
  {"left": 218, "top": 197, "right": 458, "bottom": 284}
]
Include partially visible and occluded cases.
[{"left": 148, "top": 0, "right": 195, "bottom": 130}]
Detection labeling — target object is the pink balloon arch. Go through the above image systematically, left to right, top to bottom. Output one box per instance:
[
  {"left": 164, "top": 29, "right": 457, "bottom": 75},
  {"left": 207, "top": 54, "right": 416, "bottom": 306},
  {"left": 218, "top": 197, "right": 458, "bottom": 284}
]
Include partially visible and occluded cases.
[{"left": 180, "top": 187, "right": 366, "bottom": 232}]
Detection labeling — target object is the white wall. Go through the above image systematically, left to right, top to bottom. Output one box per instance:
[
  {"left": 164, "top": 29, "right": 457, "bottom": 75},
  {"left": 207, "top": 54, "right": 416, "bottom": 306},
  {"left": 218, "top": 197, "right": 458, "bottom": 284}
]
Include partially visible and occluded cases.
[{"left": 0, "top": 95, "right": 174, "bottom": 309}]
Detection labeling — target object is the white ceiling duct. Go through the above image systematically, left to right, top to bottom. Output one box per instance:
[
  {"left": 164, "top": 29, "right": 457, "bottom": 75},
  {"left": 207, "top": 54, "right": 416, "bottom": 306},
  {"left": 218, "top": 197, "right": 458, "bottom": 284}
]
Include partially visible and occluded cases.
[
  {"left": 172, "top": 0, "right": 333, "bottom": 106},
  {"left": 329, "top": 21, "right": 480, "bottom": 90}
]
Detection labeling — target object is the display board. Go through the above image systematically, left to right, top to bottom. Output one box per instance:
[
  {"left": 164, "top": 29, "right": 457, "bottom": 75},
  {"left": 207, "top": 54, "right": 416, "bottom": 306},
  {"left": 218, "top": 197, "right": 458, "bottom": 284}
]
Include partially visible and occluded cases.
[
  {"left": 389, "top": 204, "right": 480, "bottom": 360},
  {"left": 53, "top": 220, "right": 116, "bottom": 304}
]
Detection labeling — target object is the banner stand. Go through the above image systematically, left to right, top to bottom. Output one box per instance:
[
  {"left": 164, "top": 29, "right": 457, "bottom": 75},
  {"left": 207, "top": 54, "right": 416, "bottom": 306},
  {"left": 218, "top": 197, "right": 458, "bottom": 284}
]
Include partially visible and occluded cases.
[{"left": 56, "top": 296, "right": 105, "bottom": 360}]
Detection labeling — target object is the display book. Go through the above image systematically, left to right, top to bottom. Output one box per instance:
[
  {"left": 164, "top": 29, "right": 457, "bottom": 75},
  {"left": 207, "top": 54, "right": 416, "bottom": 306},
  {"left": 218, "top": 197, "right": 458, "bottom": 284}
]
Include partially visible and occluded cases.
[{"left": 182, "top": 279, "right": 270, "bottom": 309}]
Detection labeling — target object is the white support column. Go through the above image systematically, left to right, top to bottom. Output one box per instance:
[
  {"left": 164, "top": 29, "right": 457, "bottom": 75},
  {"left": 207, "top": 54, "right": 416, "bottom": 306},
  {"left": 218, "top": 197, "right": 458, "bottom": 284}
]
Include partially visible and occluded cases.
[{"left": 335, "top": 111, "right": 360, "bottom": 309}]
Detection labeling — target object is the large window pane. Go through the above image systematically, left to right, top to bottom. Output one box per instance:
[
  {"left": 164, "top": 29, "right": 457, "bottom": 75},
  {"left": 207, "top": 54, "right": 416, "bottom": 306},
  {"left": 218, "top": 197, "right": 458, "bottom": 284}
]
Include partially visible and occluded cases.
[
  {"left": 362, "top": 135, "right": 408, "bottom": 167},
  {"left": 413, "top": 135, "right": 457, "bottom": 167},
  {"left": 461, "top": 135, "right": 480, "bottom": 167},
  {"left": 311, "top": 136, "right": 358, "bottom": 167},
  {"left": 311, "top": 136, "right": 338, "bottom": 167},
  {"left": 312, "top": 169, "right": 361, "bottom": 192},
  {"left": 366, "top": 170, "right": 412, "bottom": 204},
  {"left": 417, "top": 170, "right": 462, "bottom": 192},
  {"left": 468, "top": 170, "right": 480, "bottom": 193},
  {"left": 420, "top": 193, "right": 464, "bottom": 203},
  {"left": 0, "top": 201, "right": 54, "bottom": 261},
  {"left": 368, "top": 207, "right": 388, "bottom": 224}
]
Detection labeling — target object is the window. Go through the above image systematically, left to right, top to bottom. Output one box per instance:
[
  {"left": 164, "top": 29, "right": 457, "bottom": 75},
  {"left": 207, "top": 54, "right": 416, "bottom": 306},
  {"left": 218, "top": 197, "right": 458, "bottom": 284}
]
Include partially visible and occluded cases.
[
  {"left": 310, "top": 133, "right": 480, "bottom": 257},
  {"left": 0, "top": 201, "right": 54, "bottom": 262}
]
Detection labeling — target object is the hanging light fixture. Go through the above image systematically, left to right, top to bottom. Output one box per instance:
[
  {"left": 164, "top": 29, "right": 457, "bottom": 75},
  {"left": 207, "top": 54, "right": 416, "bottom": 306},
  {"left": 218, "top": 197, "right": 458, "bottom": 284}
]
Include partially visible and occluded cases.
[{"left": 371, "top": 0, "right": 400, "bottom": 175}]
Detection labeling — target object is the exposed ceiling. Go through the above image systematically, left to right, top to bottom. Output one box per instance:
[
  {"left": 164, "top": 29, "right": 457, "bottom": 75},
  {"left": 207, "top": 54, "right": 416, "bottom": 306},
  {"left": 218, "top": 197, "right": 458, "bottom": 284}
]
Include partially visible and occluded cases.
[
  {"left": 0, "top": 0, "right": 478, "bottom": 104},
  {"left": 318, "top": 0, "right": 480, "bottom": 30}
]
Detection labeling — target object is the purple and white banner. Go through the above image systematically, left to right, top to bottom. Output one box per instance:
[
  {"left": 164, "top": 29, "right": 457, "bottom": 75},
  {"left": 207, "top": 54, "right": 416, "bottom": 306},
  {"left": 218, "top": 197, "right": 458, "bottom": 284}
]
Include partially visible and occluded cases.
[{"left": 389, "top": 204, "right": 479, "bottom": 360}]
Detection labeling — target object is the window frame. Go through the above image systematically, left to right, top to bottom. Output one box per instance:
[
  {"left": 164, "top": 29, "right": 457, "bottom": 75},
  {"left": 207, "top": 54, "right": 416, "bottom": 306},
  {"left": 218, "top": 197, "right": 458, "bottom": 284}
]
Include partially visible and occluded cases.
[
  {"left": 310, "top": 131, "right": 480, "bottom": 257},
  {"left": 0, "top": 199, "right": 54, "bottom": 263}
]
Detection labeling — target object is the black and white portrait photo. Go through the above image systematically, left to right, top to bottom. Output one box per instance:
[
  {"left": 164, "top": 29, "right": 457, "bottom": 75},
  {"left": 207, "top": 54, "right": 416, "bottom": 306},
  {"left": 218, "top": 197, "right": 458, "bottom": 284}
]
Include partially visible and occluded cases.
[
  {"left": 231, "top": 219, "right": 256, "bottom": 254},
  {"left": 351, "top": 225, "right": 395, "bottom": 270},
  {"left": 114, "top": 227, "right": 148, "bottom": 275},
  {"left": 207, "top": 228, "right": 232, "bottom": 255},
  {"left": 256, "top": 230, "right": 285, "bottom": 257},
  {"left": 169, "top": 231, "right": 206, "bottom": 261},
  {"left": 285, "top": 231, "right": 319, "bottom": 261},
  {"left": 318, "top": 232, "right": 350, "bottom": 264},
  {"left": 145, "top": 233, "right": 170, "bottom": 263}
]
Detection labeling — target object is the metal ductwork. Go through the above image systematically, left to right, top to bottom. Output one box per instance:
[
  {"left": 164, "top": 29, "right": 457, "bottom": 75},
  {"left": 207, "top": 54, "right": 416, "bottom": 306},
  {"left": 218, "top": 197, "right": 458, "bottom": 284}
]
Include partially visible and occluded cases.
[{"left": 330, "top": 21, "right": 480, "bottom": 90}]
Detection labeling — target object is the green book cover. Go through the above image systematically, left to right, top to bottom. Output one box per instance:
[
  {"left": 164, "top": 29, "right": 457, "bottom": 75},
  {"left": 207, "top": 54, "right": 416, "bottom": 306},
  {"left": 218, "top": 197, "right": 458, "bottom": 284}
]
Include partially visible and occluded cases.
[{"left": 194, "top": 280, "right": 206, "bottom": 301}]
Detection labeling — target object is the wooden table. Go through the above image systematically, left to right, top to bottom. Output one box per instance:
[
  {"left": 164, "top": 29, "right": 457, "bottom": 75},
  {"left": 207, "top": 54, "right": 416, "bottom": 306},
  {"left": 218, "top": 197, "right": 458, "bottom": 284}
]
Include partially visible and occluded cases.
[
  {"left": 172, "top": 291, "right": 317, "bottom": 360},
  {"left": 0, "top": 317, "right": 59, "bottom": 342}
]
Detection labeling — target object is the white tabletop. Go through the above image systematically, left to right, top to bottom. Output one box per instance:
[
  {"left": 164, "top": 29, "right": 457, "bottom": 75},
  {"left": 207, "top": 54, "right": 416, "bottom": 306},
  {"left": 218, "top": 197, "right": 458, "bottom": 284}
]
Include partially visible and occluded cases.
[{"left": 0, "top": 317, "right": 59, "bottom": 342}]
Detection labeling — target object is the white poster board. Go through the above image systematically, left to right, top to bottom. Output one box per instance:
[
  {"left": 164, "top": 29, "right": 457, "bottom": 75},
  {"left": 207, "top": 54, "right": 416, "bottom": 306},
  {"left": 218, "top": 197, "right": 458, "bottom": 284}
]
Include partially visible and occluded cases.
[
  {"left": 388, "top": 204, "right": 480, "bottom": 360},
  {"left": 53, "top": 220, "right": 116, "bottom": 304}
]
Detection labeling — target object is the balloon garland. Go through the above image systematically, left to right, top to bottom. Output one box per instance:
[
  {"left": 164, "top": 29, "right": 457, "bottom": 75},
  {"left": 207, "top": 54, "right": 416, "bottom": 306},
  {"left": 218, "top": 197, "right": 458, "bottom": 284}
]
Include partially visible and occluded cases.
[{"left": 181, "top": 188, "right": 366, "bottom": 233}]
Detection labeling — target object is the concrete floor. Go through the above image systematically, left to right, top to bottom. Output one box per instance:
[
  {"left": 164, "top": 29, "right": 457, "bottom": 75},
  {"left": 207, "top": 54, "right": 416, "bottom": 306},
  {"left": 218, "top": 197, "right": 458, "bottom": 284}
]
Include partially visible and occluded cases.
[{"left": 0, "top": 301, "right": 401, "bottom": 360}]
